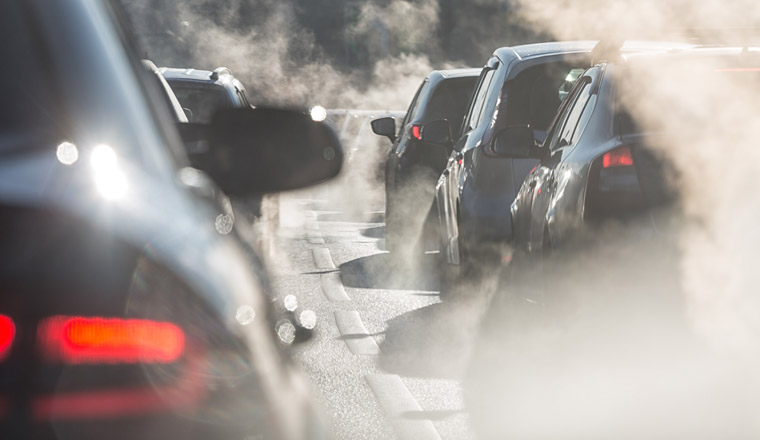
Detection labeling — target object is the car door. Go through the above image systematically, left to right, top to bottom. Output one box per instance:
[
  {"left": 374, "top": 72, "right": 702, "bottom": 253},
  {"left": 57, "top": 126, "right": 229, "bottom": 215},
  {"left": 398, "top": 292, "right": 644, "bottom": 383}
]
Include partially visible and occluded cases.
[
  {"left": 438, "top": 62, "right": 497, "bottom": 261},
  {"left": 526, "top": 74, "right": 595, "bottom": 254}
]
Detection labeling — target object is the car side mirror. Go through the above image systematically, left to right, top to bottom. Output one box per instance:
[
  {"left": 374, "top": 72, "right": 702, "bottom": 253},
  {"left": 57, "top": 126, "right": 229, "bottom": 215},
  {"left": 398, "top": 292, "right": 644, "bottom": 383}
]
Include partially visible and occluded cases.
[
  {"left": 180, "top": 107, "right": 343, "bottom": 196},
  {"left": 371, "top": 117, "right": 396, "bottom": 143},
  {"left": 421, "top": 119, "right": 452, "bottom": 145},
  {"left": 489, "top": 125, "right": 535, "bottom": 158}
]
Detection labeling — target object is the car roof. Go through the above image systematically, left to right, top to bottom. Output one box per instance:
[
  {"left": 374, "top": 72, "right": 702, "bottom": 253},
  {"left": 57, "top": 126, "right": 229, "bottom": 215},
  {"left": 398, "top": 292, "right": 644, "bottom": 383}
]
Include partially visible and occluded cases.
[
  {"left": 494, "top": 40, "right": 696, "bottom": 64},
  {"left": 494, "top": 41, "right": 597, "bottom": 62},
  {"left": 158, "top": 67, "right": 236, "bottom": 86},
  {"left": 425, "top": 68, "right": 481, "bottom": 87},
  {"left": 434, "top": 68, "right": 482, "bottom": 79}
]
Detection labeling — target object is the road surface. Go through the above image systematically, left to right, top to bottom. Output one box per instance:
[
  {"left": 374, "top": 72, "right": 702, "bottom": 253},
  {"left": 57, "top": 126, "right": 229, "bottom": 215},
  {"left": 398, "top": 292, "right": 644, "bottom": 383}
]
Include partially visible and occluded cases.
[{"left": 270, "top": 188, "right": 491, "bottom": 440}]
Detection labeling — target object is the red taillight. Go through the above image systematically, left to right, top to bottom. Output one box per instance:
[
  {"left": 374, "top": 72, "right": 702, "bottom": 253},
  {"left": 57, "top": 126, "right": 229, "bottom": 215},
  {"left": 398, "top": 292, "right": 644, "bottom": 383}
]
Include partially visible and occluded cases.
[
  {"left": 411, "top": 124, "right": 422, "bottom": 140},
  {"left": 602, "top": 146, "right": 634, "bottom": 168},
  {"left": 0, "top": 316, "right": 15, "bottom": 361},
  {"left": 38, "top": 316, "right": 184, "bottom": 364}
]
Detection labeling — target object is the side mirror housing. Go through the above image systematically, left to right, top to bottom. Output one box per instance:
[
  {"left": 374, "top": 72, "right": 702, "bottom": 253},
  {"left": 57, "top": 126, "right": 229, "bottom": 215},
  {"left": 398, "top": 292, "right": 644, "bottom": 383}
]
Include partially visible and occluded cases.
[
  {"left": 183, "top": 107, "right": 343, "bottom": 196},
  {"left": 371, "top": 117, "right": 396, "bottom": 143},
  {"left": 420, "top": 119, "right": 452, "bottom": 145},
  {"left": 489, "top": 126, "right": 535, "bottom": 158}
]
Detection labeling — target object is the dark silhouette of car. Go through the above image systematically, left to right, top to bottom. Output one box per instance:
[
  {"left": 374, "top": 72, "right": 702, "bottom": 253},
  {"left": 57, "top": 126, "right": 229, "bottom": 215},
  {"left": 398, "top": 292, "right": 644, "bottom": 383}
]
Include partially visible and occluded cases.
[
  {"left": 0, "top": 1, "right": 341, "bottom": 439},
  {"left": 371, "top": 69, "right": 480, "bottom": 255}
]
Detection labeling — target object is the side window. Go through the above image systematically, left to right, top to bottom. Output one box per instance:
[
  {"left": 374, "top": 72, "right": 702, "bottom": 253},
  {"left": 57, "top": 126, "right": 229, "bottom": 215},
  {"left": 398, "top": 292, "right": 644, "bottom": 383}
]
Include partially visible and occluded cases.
[
  {"left": 465, "top": 68, "right": 495, "bottom": 131},
  {"left": 545, "top": 77, "right": 587, "bottom": 150},
  {"left": 401, "top": 80, "right": 427, "bottom": 130},
  {"left": 557, "top": 80, "right": 593, "bottom": 147},
  {"left": 569, "top": 93, "right": 596, "bottom": 145}
]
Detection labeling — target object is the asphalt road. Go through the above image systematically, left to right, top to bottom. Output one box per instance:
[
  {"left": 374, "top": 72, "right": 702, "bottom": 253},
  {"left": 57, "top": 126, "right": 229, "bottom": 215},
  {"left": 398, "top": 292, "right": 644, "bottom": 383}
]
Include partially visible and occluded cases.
[{"left": 270, "top": 186, "right": 492, "bottom": 440}]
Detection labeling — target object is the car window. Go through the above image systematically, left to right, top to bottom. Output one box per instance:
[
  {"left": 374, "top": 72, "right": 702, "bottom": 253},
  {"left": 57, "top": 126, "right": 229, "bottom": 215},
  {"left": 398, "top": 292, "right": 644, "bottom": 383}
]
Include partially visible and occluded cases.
[
  {"left": 501, "top": 62, "right": 586, "bottom": 133},
  {"left": 465, "top": 68, "right": 495, "bottom": 131},
  {"left": 545, "top": 76, "right": 588, "bottom": 150},
  {"left": 424, "top": 77, "right": 478, "bottom": 138},
  {"left": 556, "top": 79, "right": 593, "bottom": 148},
  {"left": 401, "top": 80, "right": 427, "bottom": 130},
  {"left": 169, "top": 83, "right": 232, "bottom": 123},
  {"left": 568, "top": 90, "right": 596, "bottom": 145}
]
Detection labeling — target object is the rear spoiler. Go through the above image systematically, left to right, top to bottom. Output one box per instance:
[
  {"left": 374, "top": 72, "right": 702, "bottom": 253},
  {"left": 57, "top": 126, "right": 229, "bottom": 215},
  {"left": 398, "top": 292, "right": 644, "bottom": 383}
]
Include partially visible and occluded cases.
[{"left": 590, "top": 40, "right": 624, "bottom": 66}]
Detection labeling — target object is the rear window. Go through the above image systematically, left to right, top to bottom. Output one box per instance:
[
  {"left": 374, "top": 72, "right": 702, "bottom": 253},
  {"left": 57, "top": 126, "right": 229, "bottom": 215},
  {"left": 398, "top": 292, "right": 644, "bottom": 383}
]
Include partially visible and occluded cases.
[
  {"left": 501, "top": 62, "right": 585, "bottom": 132},
  {"left": 422, "top": 77, "right": 478, "bottom": 138},
  {"left": 168, "top": 82, "right": 232, "bottom": 123}
]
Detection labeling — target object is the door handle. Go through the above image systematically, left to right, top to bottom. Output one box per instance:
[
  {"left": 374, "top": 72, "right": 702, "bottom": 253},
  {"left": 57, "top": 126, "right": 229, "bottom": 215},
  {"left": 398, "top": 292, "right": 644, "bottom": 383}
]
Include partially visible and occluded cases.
[{"left": 442, "top": 169, "right": 450, "bottom": 177}]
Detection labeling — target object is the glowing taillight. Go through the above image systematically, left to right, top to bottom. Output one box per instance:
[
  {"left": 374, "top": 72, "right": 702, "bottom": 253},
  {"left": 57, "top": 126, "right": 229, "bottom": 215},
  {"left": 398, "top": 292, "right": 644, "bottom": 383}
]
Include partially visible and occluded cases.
[
  {"left": 410, "top": 124, "right": 422, "bottom": 140},
  {"left": 602, "top": 146, "right": 634, "bottom": 168},
  {"left": 0, "top": 316, "right": 15, "bottom": 361},
  {"left": 38, "top": 316, "right": 184, "bottom": 364}
]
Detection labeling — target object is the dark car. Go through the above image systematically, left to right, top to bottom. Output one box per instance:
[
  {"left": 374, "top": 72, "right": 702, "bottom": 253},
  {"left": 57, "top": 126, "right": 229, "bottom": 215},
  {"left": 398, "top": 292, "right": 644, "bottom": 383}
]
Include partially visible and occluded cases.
[
  {"left": 0, "top": 1, "right": 341, "bottom": 439},
  {"left": 426, "top": 42, "right": 595, "bottom": 269},
  {"left": 510, "top": 45, "right": 755, "bottom": 266},
  {"left": 159, "top": 67, "right": 252, "bottom": 123},
  {"left": 370, "top": 69, "right": 480, "bottom": 254}
]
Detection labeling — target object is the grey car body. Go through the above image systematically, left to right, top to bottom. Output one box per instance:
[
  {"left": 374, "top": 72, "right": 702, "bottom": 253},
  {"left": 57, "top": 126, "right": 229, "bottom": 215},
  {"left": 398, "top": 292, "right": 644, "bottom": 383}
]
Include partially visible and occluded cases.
[
  {"left": 435, "top": 42, "right": 595, "bottom": 265},
  {"left": 511, "top": 46, "right": 747, "bottom": 260}
]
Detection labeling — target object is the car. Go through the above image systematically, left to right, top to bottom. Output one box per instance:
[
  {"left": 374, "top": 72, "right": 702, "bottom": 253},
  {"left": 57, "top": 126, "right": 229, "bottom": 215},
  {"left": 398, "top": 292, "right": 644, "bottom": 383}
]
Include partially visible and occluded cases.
[
  {"left": 0, "top": 1, "right": 342, "bottom": 439},
  {"left": 425, "top": 41, "right": 695, "bottom": 274},
  {"left": 423, "top": 42, "right": 596, "bottom": 271},
  {"left": 509, "top": 43, "right": 755, "bottom": 270},
  {"left": 466, "top": 44, "right": 760, "bottom": 440},
  {"left": 158, "top": 66, "right": 252, "bottom": 123},
  {"left": 370, "top": 69, "right": 480, "bottom": 255}
]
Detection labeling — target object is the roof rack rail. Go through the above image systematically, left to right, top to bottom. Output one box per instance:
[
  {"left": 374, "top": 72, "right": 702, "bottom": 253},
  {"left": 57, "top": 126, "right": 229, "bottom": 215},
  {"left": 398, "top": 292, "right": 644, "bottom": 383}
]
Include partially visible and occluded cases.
[{"left": 209, "top": 67, "right": 232, "bottom": 80}]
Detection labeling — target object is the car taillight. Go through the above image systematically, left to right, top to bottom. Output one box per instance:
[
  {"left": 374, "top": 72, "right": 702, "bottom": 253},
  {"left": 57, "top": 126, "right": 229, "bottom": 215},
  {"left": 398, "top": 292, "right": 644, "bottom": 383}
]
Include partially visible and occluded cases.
[
  {"left": 410, "top": 124, "right": 422, "bottom": 140},
  {"left": 602, "top": 146, "right": 634, "bottom": 168},
  {"left": 0, "top": 315, "right": 15, "bottom": 361},
  {"left": 38, "top": 316, "right": 185, "bottom": 364}
]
